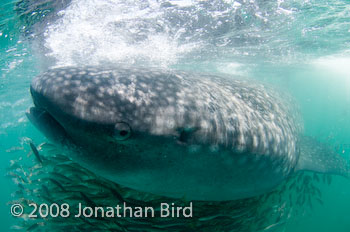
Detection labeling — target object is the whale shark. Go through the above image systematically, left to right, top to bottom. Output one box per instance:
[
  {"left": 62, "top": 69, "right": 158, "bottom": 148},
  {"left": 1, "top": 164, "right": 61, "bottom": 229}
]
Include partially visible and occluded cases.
[{"left": 26, "top": 66, "right": 349, "bottom": 201}]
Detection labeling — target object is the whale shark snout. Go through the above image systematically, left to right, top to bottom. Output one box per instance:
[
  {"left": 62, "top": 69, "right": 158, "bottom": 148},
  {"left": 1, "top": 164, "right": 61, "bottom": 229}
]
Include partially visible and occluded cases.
[{"left": 27, "top": 66, "right": 349, "bottom": 201}]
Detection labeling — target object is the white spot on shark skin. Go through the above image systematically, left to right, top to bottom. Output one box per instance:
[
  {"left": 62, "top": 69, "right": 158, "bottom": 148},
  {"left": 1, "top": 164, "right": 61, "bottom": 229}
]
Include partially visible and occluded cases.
[
  {"left": 87, "top": 68, "right": 97, "bottom": 72},
  {"left": 174, "top": 74, "right": 183, "bottom": 80},
  {"left": 93, "top": 78, "right": 101, "bottom": 84},
  {"left": 140, "top": 82, "right": 148, "bottom": 89},
  {"left": 51, "top": 85, "right": 59, "bottom": 92},
  {"left": 78, "top": 85, "right": 88, "bottom": 92},
  {"left": 98, "top": 86, "right": 106, "bottom": 93},
  {"left": 106, "top": 88, "right": 114, "bottom": 96},
  {"left": 62, "top": 89, "right": 71, "bottom": 95},
  {"left": 97, "top": 92, "right": 104, "bottom": 98},
  {"left": 166, "top": 96, "right": 175, "bottom": 103},
  {"left": 97, "top": 101, "right": 106, "bottom": 108},
  {"left": 166, "top": 119, "right": 175, "bottom": 130},
  {"left": 200, "top": 120, "right": 210, "bottom": 130},
  {"left": 252, "top": 135, "right": 258, "bottom": 149},
  {"left": 273, "top": 144, "right": 278, "bottom": 153}
]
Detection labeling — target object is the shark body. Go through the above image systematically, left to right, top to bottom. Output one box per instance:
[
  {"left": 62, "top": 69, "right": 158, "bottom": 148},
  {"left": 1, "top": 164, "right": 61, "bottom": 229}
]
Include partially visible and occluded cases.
[{"left": 27, "top": 66, "right": 348, "bottom": 201}]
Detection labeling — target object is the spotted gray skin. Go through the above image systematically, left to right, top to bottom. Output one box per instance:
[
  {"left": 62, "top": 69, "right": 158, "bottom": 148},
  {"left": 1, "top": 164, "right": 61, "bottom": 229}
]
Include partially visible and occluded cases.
[{"left": 27, "top": 66, "right": 341, "bottom": 201}]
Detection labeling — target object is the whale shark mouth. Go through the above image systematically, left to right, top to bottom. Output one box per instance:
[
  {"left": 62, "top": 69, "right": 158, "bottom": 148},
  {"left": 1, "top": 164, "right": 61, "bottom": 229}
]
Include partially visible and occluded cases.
[{"left": 26, "top": 106, "right": 68, "bottom": 145}]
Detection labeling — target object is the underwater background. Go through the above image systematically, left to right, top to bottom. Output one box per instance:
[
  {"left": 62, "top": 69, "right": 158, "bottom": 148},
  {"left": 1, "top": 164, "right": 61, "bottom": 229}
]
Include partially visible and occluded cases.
[{"left": 1, "top": 0, "right": 350, "bottom": 231}]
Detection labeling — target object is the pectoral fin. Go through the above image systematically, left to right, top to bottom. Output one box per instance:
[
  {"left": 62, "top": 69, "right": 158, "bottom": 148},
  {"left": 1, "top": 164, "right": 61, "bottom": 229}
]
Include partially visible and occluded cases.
[{"left": 296, "top": 136, "right": 349, "bottom": 178}]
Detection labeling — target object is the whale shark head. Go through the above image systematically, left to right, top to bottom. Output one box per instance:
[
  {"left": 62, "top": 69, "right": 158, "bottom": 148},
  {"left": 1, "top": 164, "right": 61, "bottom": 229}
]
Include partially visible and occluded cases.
[
  {"left": 27, "top": 66, "right": 302, "bottom": 200},
  {"left": 28, "top": 66, "right": 347, "bottom": 201}
]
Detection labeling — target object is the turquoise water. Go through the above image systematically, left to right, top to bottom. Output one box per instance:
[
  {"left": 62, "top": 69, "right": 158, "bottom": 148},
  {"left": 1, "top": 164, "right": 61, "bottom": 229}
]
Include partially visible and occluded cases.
[{"left": 1, "top": 0, "right": 350, "bottom": 231}]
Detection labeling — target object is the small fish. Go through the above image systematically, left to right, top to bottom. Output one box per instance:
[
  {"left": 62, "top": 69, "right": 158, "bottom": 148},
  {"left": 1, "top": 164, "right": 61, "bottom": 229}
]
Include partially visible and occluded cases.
[
  {"left": 29, "top": 142, "right": 43, "bottom": 164},
  {"left": 6, "top": 146, "right": 24, "bottom": 153},
  {"left": 51, "top": 154, "right": 71, "bottom": 162},
  {"left": 7, "top": 160, "right": 21, "bottom": 170},
  {"left": 54, "top": 163, "right": 93, "bottom": 177},
  {"left": 6, "top": 172, "right": 28, "bottom": 184},
  {"left": 49, "top": 172, "right": 73, "bottom": 183},
  {"left": 297, "top": 173, "right": 304, "bottom": 182},
  {"left": 322, "top": 174, "right": 327, "bottom": 184},
  {"left": 303, "top": 175, "right": 312, "bottom": 185},
  {"left": 327, "top": 175, "right": 332, "bottom": 185},
  {"left": 47, "top": 178, "right": 66, "bottom": 192},
  {"left": 288, "top": 181, "right": 296, "bottom": 190},
  {"left": 18, "top": 183, "right": 25, "bottom": 190},
  {"left": 41, "top": 184, "right": 51, "bottom": 197},
  {"left": 280, "top": 184, "right": 287, "bottom": 193},
  {"left": 107, "top": 187, "right": 125, "bottom": 203},
  {"left": 315, "top": 188, "right": 322, "bottom": 198},
  {"left": 12, "top": 190, "right": 24, "bottom": 197},
  {"left": 80, "top": 192, "right": 97, "bottom": 208},
  {"left": 37, "top": 193, "right": 54, "bottom": 204},
  {"left": 289, "top": 194, "right": 293, "bottom": 204},
  {"left": 315, "top": 198, "right": 324, "bottom": 206},
  {"left": 7, "top": 199, "right": 20, "bottom": 206},
  {"left": 79, "top": 216, "right": 99, "bottom": 227},
  {"left": 262, "top": 220, "right": 286, "bottom": 231},
  {"left": 26, "top": 222, "right": 40, "bottom": 232},
  {"left": 11, "top": 225, "right": 25, "bottom": 230}
]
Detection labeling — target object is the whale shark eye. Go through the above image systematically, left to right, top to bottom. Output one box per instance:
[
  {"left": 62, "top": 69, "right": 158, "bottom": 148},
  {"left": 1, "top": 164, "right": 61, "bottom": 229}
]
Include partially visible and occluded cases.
[{"left": 113, "top": 122, "right": 131, "bottom": 141}]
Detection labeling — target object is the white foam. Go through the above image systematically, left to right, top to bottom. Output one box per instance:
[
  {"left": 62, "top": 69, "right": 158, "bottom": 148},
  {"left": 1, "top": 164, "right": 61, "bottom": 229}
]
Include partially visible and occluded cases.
[
  {"left": 44, "top": 0, "right": 199, "bottom": 68},
  {"left": 312, "top": 55, "right": 350, "bottom": 77}
]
